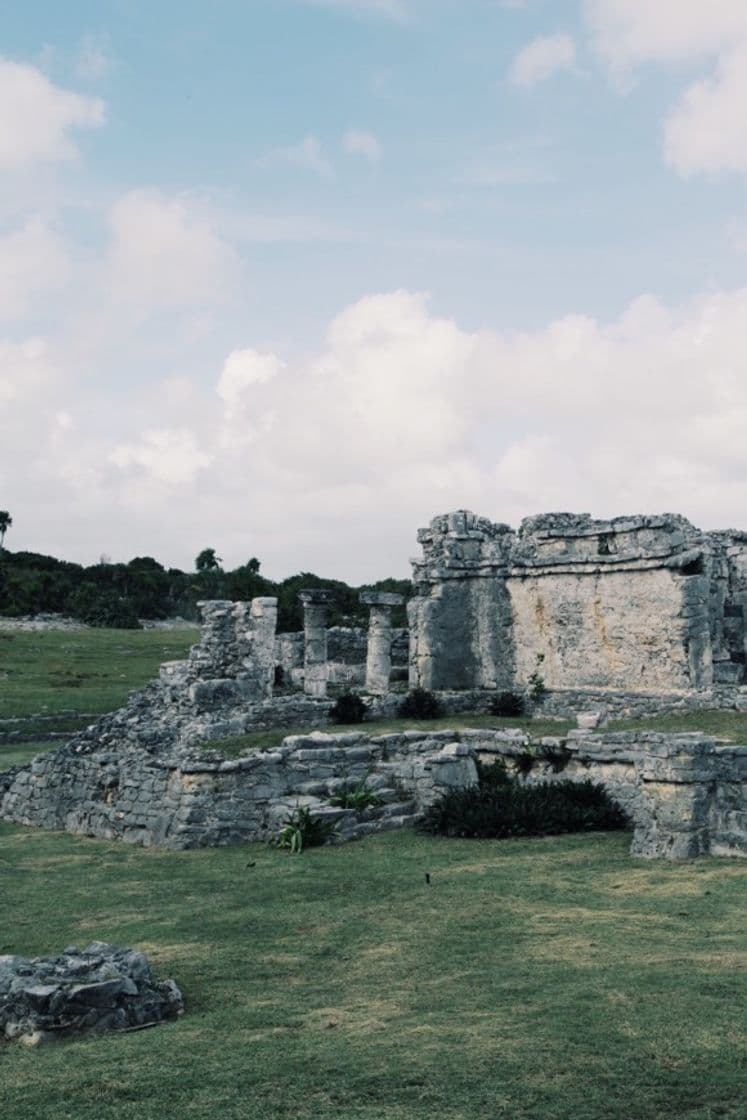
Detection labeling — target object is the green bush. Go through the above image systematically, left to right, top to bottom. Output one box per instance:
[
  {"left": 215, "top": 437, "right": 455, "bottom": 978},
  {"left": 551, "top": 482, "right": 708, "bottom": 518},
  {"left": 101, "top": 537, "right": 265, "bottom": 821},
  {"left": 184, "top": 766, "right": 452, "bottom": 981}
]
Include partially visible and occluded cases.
[
  {"left": 66, "top": 587, "right": 141, "bottom": 629},
  {"left": 398, "top": 687, "right": 442, "bottom": 719},
  {"left": 329, "top": 691, "right": 368, "bottom": 724},
  {"left": 489, "top": 691, "right": 525, "bottom": 717},
  {"left": 475, "top": 758, "right": 511, "bottom": 788},
  {"left": 418, "top": 778, "right": 628, "bottom": 839}
]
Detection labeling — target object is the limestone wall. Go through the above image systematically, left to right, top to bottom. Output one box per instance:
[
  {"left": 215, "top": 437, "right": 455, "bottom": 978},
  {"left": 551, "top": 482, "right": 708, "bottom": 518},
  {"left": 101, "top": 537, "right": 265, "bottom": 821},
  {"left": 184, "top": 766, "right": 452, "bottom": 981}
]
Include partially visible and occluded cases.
[
  {"left": 409, "top": 509, "right": 745, "bottom": 697},
  {"left": 409, "top": 511, "right": 515, "bottom": 690},
  {"left": 2, "top": 726, "right": 744, "bottom": 859},
  {"left": 0, "top": 731, "right": 478, "bottom": 849}
]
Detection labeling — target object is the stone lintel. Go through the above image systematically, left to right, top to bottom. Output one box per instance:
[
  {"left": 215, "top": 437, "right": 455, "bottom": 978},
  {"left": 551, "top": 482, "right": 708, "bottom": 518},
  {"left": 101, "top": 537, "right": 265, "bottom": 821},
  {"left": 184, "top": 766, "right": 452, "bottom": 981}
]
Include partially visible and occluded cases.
[
  {"left": 298, "top": 589, "right": 336, "bottom": 605},
  {"left": 359, "top": 591, "right": 404, "bottom": 608}
]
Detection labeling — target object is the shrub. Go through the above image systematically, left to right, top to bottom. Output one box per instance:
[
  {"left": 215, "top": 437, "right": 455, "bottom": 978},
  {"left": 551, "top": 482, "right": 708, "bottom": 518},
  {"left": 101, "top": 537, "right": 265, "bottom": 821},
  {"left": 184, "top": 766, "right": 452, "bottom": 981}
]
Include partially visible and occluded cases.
[
  {"left": 67, "top": 587, "right": 141, "bottom": 629},
  {"left": 398, "top": 687, "right": 442, "bottom": 719},
  {"left": 329, "top": 691, "right": 368, "bottom": 724},
  {"left": 489, "top": 691, "right": 525, "bottom": 717},
  {"left": 539, "top": 743, "right": 572, "bottom": 773},
  {"left": 514, "top": 750, "right": 536, "bottom": 776},
  {"left": 475, "top": 758, "right": 511, "bottom": 789},
  {"left": 418, "top": 778, "right": 628, "bottom": 839},
  {"left": 275, "top": 807, "right": 338, "bottom": 853}
]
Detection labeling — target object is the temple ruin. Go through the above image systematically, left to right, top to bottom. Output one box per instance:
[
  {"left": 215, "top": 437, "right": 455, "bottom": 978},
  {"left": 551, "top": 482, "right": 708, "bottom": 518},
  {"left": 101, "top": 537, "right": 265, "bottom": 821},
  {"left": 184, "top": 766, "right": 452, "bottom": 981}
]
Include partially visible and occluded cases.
[
  {"left": 1, "top": 509, "right": 745, "bottom": 858},
  {"left": 409, "top": 510, "right": 746, "bottom": 698}
]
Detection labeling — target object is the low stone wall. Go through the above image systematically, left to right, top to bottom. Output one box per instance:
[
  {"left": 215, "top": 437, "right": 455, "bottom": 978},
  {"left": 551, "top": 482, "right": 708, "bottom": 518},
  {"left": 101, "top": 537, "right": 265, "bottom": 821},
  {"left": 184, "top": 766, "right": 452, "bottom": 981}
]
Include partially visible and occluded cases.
[
  {"left": 537, "top": 685, "right": 747, "bottom": 720},
  {"left": 1, "top": 725, "right": 744, "bottom": 859},
  {"left": 467, "top": 728, "right": 747, "bottom": 859},
  {"left": 0, "top": 730, "right": 477, "bottom": 849},
  {"left": 0, "top": 942, "right": 183, "bottom": 1046}
]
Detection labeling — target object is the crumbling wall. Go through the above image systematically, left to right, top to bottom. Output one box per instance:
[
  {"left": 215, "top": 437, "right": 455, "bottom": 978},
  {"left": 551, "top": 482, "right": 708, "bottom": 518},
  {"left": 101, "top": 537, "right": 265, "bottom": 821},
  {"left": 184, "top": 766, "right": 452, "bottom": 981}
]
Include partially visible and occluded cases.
[
  {"left": 408, "top": 510, "right": 746, "bottom": 696},
  {"left": 409, "top": 511, "right": 515, "bottom": 690},
  {"left": 508, "top": 514, "right": 713, "bottom": 691},
  {"left": 709, "top": 532, "right": 747, "bottom": 685},
  {"left": 276, "top": 626, "right": 409, "bottom": 690},
  {"left": 2, "top": 726, "right": 744, "bottom": 859},
  {"left": 0, "top": 731, "right": 478, "bottom": 849}
]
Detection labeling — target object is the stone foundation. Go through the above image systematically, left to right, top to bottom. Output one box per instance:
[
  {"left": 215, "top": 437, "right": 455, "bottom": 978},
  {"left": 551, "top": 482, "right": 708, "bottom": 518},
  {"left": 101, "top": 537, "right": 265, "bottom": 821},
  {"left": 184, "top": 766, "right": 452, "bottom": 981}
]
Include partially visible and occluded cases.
[{"left": 2, "top": 724, "right": 744, "bottom": 859}]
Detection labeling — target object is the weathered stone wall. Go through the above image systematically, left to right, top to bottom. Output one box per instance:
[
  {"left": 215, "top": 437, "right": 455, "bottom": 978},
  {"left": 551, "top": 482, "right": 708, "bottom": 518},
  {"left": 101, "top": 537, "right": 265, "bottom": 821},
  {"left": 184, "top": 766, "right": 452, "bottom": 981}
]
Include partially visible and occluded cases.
[
  {"left": 409, "top": 509, "right": 746, "bottom": 697},
  {"left": 409, "top": 511, "right": 515, "bottom": 690},
  {"left": 509, "top": 514, "right": 713, "bottom": 691},
  {"left": 709, "top": 532, "right": 747, "bottom": 684},
  {"left": 537, "top": 685, "right": 747, "bottom": 719},
  {"left": 2, "top": 726, "right": 744, "bottom": 859},
  {"left": 457, "top": 728, "right": 747, "bottom": 859},
  {"left": 0, "top": 730, "right": 478, "bottom": 849}
]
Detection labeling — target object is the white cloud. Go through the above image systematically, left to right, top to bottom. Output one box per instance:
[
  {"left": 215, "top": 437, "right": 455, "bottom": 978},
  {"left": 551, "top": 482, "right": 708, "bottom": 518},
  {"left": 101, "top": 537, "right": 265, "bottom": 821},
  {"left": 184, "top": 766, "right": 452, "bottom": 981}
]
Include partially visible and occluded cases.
[
  {"left": 300, "top": 0, "right": 407, "bottom": 20},
  {"left": 584, "top": 1, "right": 747, "bottom": 74},
  {"left": 585, "top": 1, "right": 747, "bottom": 176},
  {"left": 508, "top": 33, "right": 577, "bottom": 87},
  {"left": 74, "top": 34, "right": 113, "bottom": 81},
  {"left": 664, "top": 44, "right": 747, "bottom": 175},
  {"left": 0, "top": 58, "right": 104, "bottom": 169},
  {"left": 343, "top": 129, "right": 382, "bottom": 163},
  {"left": 256, "top": 135, "right": 334, "bottom": 178},
  {"left": 108, "top": 190, "right": 240, "bottom": 315},
  {"left": 0, "top": 218, "right": 71, "bottom": 321},
  {"left": 5, "top": 285, "right": 747, "bottom": 578},
  {"left": 0, "top": 337, "right": 57, "bottom": 407},
  {"left": 217, "top": 349, "right": 284, "bottom": 418},
  {"left": 110, "top": 429, "right": 212, "bottom": 486}
]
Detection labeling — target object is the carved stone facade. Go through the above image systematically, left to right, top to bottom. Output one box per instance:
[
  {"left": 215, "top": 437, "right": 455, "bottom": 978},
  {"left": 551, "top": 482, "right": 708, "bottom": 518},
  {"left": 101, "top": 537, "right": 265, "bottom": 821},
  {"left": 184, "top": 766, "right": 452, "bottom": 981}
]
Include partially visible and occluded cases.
[{"left": 409, "top": 510, "right": 747, "bottom": 696}]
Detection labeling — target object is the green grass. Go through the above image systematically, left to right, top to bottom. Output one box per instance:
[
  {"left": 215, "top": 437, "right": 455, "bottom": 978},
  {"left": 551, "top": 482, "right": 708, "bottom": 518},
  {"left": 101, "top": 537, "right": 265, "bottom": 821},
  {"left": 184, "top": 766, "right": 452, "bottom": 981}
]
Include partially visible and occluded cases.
[
  {"left": 0, "top": 628, "right": 199, "bottom": 719},
  {"left": 614, "top": 709, "right": 747, "bottom": 742},
  {"left": 201, "top": 710, "right": 747, "bottom": 758},
  {"left": 202, "top": 715, "right": 577, "bottom": 757},
  {"left": 0, "top": 739, "right": 58, "bottom": 770},
  {"left": 0, "top": 824, "right": 744, "bottom": 1120}
]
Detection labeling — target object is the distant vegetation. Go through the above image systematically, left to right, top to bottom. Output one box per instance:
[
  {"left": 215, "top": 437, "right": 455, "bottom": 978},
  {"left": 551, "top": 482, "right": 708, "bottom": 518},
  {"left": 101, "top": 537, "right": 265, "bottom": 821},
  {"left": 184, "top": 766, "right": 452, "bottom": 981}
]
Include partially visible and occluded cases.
[{"left": 0, "top": 547, "right": 411, "bottom": 631}]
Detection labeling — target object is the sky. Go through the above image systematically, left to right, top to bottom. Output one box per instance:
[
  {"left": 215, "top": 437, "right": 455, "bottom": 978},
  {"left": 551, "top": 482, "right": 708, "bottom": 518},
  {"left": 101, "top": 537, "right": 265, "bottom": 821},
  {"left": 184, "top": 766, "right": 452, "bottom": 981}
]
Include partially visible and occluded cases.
[{"left": 1, "top": 0, "right": 746, "bottom": 581}]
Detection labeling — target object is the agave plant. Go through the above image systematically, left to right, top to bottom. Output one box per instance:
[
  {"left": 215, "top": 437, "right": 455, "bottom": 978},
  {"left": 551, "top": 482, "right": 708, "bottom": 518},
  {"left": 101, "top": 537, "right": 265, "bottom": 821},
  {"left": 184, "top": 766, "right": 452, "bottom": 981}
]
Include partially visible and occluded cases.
[{"left": 275, "top": 806, "right": 339, "bottom": 854}]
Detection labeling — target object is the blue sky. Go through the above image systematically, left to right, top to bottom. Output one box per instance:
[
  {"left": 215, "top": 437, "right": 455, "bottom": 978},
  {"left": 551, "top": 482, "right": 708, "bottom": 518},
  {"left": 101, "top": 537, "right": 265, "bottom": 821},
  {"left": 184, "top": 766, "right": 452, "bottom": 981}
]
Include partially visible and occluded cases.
[{"left": 2, "top": 1, "right": 746, "bottom": 579}]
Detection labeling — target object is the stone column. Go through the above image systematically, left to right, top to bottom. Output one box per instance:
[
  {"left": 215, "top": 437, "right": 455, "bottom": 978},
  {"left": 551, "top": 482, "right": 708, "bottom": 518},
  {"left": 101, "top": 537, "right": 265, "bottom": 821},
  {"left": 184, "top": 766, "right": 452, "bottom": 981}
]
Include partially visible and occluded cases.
[
  {"left": 299, "top": 590, "right": 335, "bottom": 698},
  {"left": 360, "top": 591, "right": 404, "bottom": 694},
  {"left": 238, "top": 597, "right": 278, "bottom": 699}
]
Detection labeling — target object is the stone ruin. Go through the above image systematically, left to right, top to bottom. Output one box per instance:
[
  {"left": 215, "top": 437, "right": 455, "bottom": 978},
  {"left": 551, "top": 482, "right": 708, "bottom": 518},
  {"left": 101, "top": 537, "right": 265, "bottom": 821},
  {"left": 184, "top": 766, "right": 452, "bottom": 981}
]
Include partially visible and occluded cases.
[
  {"left": 0, "top": 508, "right": 745, "bottom": 859},
  {"left": 409, "top": 510, "right": 746, "bottom": 702},
  {"left": 0, "top": 942, "right": 183, "bottom": 1046}
]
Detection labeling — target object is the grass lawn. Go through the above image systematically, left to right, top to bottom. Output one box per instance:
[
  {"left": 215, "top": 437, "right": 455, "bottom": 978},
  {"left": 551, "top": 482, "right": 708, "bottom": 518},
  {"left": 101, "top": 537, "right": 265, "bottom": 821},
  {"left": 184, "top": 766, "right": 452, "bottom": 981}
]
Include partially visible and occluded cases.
[
  {"left": 0, "top": 627, "right": 199, "bottom": 720},
  {"left": 615, "top": 709, "right": 747, "bottom": 742},
  {"left": 200, "top": 710, "right": 747, "bottom": 758},
  {"left": 0, "top": 739, "right": 59, "bottom": 771},
  {"left": 0, "top": 824, "right": 745, "bottom": 1120}
]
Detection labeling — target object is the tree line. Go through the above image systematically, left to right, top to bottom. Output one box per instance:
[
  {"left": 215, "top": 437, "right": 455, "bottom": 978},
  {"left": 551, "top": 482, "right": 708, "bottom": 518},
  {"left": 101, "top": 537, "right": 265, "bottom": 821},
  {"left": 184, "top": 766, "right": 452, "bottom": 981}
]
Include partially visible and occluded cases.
[{"left": 0, "top": 544, "right": 411, "bottom": 632}]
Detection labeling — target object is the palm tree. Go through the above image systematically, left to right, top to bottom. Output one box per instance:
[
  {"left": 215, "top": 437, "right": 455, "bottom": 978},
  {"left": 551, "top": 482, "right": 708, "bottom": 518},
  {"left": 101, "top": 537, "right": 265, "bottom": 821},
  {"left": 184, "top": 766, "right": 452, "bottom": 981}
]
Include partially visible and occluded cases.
[{"left": 0, "top": 511, "right": 11, "bottom": 551}]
